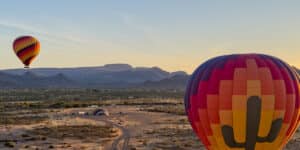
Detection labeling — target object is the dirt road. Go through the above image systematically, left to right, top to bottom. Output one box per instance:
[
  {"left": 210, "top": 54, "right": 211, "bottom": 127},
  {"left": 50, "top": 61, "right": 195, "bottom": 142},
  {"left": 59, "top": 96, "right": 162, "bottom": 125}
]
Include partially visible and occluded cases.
[
  {"left": 83, "top": 116, "right": 130, "bottom": 150},
  {"left": 110, "top": 122, "right": 130, "bottom": 150}
]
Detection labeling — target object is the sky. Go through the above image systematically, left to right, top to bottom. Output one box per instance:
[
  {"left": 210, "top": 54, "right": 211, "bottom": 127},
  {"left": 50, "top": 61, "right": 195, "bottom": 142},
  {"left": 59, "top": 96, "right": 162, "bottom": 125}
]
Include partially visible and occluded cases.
[{"left": 0, "top": 1, "right": 299, "bottom": 73}]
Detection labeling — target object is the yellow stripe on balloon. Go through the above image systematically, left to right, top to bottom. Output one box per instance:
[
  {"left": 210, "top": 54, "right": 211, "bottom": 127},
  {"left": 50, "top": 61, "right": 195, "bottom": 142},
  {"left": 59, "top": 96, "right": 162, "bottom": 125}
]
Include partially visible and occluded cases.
[
  {"left": 14, "top": 38, "right": 37, "bottom": 53},
  {"left": 19, "top": 49, "right": 40, "bottom": 62},
  {"left": 247, "top": 80, "right": 261, "bottom": 96},
  {"left": 207, "top": 95, "right": 225, "bottom": 149},
  {"left": 232, "top": 95, "right": 247, "bottom": 143},
  {"left": 258, "top": 95, "right": 275, "bottom": 137},
  {"left": 219, "top": 110, "right": 233, "bottom": 126},
  {"left": 273, "top": 110, "right": 285, "bottom": 121},
  {"left": 210, "top": 124, "right": 230, "bottom": 150},
  {"left": 255, "top": 143, "right": 265, "bottom": 150}
]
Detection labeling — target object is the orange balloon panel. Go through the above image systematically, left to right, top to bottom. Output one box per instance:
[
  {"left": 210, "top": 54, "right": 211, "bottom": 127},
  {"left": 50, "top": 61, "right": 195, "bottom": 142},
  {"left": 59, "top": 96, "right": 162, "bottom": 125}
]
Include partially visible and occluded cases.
[
  {"left": 13, "top": 36, "right": 40, "bottom": 67},
  {"left": 184, "top": 54, "right": 300, "bottom": 150}
]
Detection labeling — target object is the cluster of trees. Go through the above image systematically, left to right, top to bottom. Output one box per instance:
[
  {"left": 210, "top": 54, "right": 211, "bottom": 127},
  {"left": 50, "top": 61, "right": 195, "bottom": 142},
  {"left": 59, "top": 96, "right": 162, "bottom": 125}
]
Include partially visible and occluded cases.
[{"left": 0, "top": 88, "right": 184, "bottom": 102}]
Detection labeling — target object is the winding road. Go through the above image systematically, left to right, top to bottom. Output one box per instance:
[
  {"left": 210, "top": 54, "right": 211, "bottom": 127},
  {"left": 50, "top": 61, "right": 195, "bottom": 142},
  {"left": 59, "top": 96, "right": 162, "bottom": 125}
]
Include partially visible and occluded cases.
[
  {"left": 82, "top": 116, "right": 130, "bottom": 150},
  {"left": 110, "top": 122, "right": 130, "bottom": 150}
]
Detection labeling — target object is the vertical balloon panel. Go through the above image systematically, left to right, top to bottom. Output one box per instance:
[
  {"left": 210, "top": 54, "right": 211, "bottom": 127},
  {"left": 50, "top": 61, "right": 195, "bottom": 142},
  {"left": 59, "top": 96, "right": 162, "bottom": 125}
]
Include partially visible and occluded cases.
[{"left": 185, "top": 54, "right": 300, "bottom": 150}]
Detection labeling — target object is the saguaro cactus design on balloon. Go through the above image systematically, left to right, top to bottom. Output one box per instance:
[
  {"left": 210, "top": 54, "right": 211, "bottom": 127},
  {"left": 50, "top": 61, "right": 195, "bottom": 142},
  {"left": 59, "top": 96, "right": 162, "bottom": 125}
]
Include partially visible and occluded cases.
[
  {"left": 184, "top": 54, "right": 300, "bottom": 150},
  {"left": 221, "top": 96, "right": 283, "bottom": 150}
]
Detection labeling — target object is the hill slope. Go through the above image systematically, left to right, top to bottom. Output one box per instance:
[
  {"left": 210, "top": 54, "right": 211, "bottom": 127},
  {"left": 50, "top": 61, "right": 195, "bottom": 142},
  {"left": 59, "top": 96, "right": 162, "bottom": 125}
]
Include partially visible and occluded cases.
[{"left": 0, "top": 64, "right": 189, "bottom": 89}]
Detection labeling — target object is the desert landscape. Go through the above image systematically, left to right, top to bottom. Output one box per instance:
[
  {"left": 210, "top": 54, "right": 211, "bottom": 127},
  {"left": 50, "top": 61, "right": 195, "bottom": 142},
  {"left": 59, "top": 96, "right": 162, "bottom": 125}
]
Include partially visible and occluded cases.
[
  {"left": 1, "top": 1, "right": 300, "bottom": 149},
  {"left": 0, "top": 89, "right": 299, "bottom": 150},
  {"left": 0, "top": 89, "right": 200, "bottom": 150}
]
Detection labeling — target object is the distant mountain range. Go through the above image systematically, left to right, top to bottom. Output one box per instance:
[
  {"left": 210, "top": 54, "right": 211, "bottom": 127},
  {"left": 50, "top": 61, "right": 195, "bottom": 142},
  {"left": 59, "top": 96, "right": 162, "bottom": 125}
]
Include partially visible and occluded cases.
[
  {"left": 0, "top": 64, "right": 190, "bottom": 89},
  {"left": 0, "top": 64, "right": 298, "bottom": 89}
]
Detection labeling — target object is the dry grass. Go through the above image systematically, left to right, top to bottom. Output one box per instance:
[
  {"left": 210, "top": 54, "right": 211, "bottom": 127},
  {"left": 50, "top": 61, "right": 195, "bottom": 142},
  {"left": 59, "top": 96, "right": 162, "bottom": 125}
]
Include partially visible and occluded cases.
[
  {"left": 141, "top": 104, "right": 186, "bottom": 115},
  {"left": 0, "top": 115, "right": 48, "bottom": 125},
  {"left": 28, "top": 125, "right": 117, "bottom": 140},
  {"left": 142, "top": 127, "right": 203, "bottom": 149}
]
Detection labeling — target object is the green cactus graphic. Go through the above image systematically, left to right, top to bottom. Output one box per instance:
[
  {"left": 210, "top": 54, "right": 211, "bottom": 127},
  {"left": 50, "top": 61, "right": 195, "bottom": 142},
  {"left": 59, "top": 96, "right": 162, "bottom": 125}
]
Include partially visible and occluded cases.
[{"left": 221, "top": 96, "right": 283, "bottom": 150}]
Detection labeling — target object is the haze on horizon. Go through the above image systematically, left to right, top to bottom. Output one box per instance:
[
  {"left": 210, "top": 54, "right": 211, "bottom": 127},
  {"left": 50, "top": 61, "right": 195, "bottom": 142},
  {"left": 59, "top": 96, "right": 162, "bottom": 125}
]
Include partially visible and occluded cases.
[{"left": 0, "top": 0, "right": 299, "bottom": 73}]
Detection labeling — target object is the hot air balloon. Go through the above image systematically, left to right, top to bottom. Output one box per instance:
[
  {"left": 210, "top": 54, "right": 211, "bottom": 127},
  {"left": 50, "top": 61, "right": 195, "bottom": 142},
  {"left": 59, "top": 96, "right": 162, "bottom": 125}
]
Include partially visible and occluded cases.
[
  {"left": 13, "top": 36, "right": 40, "bottom": 68},
  {"left": 184, "top": 54, "right": 300, "bottom": 150}
]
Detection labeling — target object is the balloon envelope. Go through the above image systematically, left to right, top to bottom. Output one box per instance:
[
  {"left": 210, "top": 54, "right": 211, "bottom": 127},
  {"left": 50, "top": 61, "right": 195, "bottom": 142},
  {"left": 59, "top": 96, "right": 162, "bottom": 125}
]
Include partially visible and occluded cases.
[
  {"left": 13, "top": 36, "right": 40, "bottom": 68},
  {"left": 184, "top": 54, "right": 300, "bottom": 150}
]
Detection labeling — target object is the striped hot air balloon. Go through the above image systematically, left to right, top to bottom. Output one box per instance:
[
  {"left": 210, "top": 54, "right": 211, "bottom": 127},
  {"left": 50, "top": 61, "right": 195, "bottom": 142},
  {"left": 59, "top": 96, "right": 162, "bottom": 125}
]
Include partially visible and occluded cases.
[
  {"left": 13, "top": 36, "right": 40, "bottom": 68},
  {"left": 184, "top": 54, "right": 300, "bottom": 150}
]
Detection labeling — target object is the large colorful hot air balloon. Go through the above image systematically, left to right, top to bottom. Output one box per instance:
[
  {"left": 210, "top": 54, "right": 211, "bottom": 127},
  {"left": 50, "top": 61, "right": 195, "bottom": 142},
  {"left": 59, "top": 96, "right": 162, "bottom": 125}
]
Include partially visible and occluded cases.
[
  {"left": 13, "top": 36, "right": 40, "bottom": 68},
  {"left": 184, "top": 54, "right": 300, "bottom": 150}
]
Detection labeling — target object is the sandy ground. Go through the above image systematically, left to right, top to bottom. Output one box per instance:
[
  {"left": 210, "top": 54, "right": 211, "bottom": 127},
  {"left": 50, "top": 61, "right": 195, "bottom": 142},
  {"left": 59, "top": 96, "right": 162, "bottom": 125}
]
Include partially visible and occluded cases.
[
  {"left": 0, "top": 105, "right": 299, "bottom": 150},
  {"left": 101, "top": 105, "right": 203, "bottom": 150},
  {"left": 0, "top": 116, "right": 117, "bottom": 150}
]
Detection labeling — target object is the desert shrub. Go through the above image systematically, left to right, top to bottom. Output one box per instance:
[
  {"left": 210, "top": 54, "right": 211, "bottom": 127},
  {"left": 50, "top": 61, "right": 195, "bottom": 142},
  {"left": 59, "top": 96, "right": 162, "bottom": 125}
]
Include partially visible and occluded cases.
[{"left": 4, "top": 141, "right": 15, "bottom": 148}]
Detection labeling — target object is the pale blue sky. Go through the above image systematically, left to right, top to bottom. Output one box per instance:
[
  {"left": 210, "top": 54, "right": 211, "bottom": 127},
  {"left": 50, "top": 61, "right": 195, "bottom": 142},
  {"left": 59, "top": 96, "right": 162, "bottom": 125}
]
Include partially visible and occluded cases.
[{"left": 0, "top": 0, "right": 299, "bottom": 73}]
